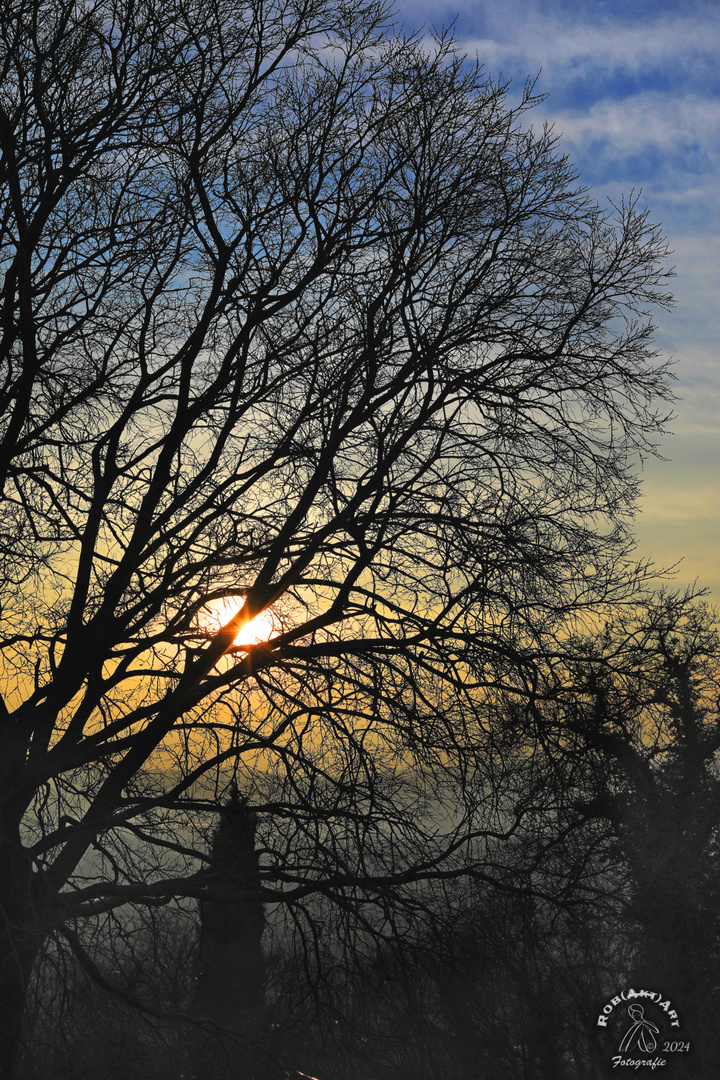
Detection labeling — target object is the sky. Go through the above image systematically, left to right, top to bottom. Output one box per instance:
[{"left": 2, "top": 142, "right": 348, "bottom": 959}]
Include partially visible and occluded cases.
[{"left": 395, "top": 0, "right": 719, "bottom": 598}]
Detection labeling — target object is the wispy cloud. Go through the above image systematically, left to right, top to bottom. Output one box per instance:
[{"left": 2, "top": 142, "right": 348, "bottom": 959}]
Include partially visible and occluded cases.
[
  {"left": 395, "top": 0, "right": 720, "bottom": 594},
  {"left": 457, "top": 2, "right": 720, "bottom": 90},
  {"left": 548, "top": 94, "right": 720, "bottom": 159}
]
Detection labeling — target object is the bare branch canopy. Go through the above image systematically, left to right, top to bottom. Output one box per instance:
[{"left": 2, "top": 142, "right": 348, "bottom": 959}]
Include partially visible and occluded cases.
[{"left": 0, "top": 0, "right": 675, "bottom": 1074}]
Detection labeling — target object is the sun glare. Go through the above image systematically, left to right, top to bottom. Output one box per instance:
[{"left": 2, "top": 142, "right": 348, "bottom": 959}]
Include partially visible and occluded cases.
[{"left": 201, "top": 596, "right": 279, "bottom": 648}]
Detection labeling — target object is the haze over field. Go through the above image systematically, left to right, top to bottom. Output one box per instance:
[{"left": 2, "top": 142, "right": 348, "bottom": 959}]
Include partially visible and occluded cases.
[{"left": 398, "top": 0, "right": 719, "bottom": 594}]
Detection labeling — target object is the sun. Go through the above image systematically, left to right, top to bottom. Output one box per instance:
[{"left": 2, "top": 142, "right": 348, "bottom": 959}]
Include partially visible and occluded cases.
[
  {"left": 200, "top": 595, "right": 279, "bottom": 648},
  {"left": 232, "top": 607, "right": 277, "bottom": 647}
]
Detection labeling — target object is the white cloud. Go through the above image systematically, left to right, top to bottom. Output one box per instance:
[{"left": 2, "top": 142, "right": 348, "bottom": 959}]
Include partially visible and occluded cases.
[
  {"left": 395, "top": 0, "right": 720, "bottom": 589},
  {"left": 460, "top": 5, "right": 719, "bottom": 85},
  {"left": 547, "top": 93, "right": 720, "bottom": 158}
]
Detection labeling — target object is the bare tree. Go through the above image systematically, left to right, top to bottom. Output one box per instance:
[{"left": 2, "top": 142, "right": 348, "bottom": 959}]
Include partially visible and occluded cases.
[
  {"left": 0, "top": 0, "right": 673, "bottom": 1073},
  {"left": 519, "top": 593, "right": 720, "bottom": 1077},
  {"left": 22, "top": 900, "right": 195, "bottom": 1080}
]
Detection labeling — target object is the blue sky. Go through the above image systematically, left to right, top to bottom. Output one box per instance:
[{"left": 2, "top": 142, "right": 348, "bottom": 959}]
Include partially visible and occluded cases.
[{"left": 396, "top": 0, "right": 720, "bottom": 597}]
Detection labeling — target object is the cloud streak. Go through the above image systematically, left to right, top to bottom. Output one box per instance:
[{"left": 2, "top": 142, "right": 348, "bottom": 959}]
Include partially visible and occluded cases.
[
  {"left": 395, "top": 0, "right": 720, "bottom": 594},
  {"left": 464, "top": 14, "right": 718, "bottom": 84},
  {"left": 549, "top": 93, "right": 720, "bottom": 158}
]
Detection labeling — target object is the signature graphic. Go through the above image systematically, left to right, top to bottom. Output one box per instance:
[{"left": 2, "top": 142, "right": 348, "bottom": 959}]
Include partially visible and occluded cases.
[
  {"left": 596, "top": 988, "right": 691, "bottom": 1070},
  {"left": 618, "top": 1004, "right": 660, "bottom": 1054}
]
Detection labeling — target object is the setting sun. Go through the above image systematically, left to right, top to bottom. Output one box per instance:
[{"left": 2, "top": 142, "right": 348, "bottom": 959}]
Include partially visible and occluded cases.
[{"left": 201, "top": 596, "right": 280, "bottom": 648}]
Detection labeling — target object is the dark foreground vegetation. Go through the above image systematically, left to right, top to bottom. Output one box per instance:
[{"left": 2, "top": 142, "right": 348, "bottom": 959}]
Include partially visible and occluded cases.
[
  {"left": 0, "top": 0, "right": 710, "bottom": 1077},
  {"left": 15, "top": 591, "right": 720, "bottom": 1079}
]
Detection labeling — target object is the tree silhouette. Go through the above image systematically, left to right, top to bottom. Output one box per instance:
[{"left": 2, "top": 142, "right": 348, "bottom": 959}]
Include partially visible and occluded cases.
[
  {"left": 0, "top": 0, "right": 674, "bottom": 1073},
  {"left": 525, "top": 593, "right": 720, "bottom": 1077}
]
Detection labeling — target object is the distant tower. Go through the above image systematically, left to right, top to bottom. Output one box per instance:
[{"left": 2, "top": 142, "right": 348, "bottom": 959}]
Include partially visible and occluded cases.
[{"left": 192, "top": 790, "right": 267, "bottom": 1079}]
